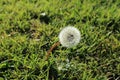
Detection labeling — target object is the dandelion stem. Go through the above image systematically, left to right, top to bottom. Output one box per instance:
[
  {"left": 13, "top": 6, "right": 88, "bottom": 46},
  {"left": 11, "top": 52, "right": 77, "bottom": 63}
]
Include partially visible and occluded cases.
[{"left": 46, "top": 41, "right": 60, "bottom": 60}]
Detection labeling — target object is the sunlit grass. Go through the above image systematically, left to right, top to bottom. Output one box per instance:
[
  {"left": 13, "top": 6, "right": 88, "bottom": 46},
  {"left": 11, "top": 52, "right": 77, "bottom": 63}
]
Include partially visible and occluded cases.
[{"left": 0, "top": 0, "right": 120, "bottom": 80}]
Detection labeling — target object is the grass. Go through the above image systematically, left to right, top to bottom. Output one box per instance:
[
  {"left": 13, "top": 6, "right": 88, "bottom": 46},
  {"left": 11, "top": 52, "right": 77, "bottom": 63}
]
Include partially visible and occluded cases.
[{"left": 0, "top": 0, "right": 120, "bottom": 80}]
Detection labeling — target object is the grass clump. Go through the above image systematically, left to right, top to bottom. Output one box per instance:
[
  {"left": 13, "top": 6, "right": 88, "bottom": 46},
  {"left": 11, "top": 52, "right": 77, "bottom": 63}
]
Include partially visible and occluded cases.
[{"left": 0, "top": 0, "right": 120, "bottom": 80}]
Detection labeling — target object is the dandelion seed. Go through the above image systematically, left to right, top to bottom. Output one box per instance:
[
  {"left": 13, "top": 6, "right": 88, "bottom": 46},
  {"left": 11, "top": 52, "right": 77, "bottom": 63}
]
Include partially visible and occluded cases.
[
  {"left": 40, "top": 12, "right": 46, "bottom": 16},
  {"left": 59, "top": 26, "right": 81, "bottom": 48},
  {"left": 58, "top": 65, "right": 63, "bottom": 71}
]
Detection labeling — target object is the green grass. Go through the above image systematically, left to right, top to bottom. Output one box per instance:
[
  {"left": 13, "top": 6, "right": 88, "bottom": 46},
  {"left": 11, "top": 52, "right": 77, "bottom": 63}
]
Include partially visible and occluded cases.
[{"left": 0, "top": 0, "right": 120, "bottom": 80}]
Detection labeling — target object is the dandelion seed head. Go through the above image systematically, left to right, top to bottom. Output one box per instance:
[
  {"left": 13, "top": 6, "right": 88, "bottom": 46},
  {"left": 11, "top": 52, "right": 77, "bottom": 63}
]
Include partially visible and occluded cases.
[{"left": 59, "top": 26, "right": 81, "bottom": 48}]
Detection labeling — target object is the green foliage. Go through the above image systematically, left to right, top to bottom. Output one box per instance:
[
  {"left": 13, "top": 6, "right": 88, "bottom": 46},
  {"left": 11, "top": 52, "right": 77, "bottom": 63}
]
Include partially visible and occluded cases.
[{"left": 0, "top": 0, "right": 120, "bottom": 80}]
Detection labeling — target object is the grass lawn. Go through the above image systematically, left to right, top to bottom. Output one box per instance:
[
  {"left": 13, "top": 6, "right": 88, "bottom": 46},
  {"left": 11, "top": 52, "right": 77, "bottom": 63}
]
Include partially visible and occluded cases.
[{"left": 0, "top": 0, "right": 120, "bottom": 80}]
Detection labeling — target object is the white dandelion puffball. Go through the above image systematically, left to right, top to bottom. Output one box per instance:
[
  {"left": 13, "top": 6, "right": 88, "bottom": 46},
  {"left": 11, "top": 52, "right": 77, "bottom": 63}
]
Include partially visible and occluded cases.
[{"left": 59, "top": 26, "right": 81, "bottom": 48}]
